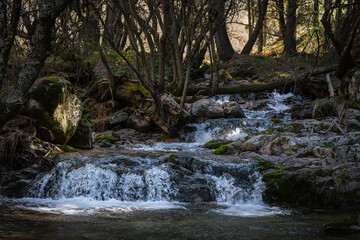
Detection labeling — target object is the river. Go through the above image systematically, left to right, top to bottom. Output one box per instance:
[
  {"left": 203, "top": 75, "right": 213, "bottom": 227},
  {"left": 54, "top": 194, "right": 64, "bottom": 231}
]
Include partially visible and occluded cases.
[{"left": 1, "top": 92, "right": 359, "bottom": 239}]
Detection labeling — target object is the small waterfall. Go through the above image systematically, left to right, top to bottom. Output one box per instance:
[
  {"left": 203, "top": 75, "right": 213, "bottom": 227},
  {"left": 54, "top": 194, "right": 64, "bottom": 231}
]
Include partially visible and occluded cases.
[{"left": 29, "top": 161, "right": 177, "bottom": 201}]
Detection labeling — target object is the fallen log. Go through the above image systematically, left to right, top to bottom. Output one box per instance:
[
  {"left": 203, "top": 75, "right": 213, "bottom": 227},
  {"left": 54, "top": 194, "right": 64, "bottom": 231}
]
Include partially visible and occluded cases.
[{"left": 187, "top": 66, "right": 336, "bottom": 96}]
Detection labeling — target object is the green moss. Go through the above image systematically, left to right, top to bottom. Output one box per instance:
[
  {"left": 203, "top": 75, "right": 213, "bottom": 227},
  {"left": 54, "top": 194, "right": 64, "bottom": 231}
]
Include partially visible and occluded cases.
[
  {"left": 29, "top": 77, "right": 67, "bottom": 113},
  {"left": 125, "top": 82, "right": 150, "bottom": 97},
  {"left": 272, "top": 118, "right": 283, "bottom": 124},
  {"left": 287, "top": 123, "right": 304, "bottom": 133},
  {"left": 94, "top": 134, "right": 116, "bottom": 143},
  {"left": 204, "top": 140, "right": 232, "bottom": 149},
  {"left": 324, "top": 142, "right": 332, "bottom": 148},
  {"left": 58, "top": 145, "right": 77, "bottom": 152},
  {"left": 212, "top": 145, "right": 229, "bottom": 155},
  {"left": 165, "top": 154, "right": 176, "bottom": 163},
  {"left": 252, "top": 156, "right": 275, "bottom": 170},
  {"left": 263, "top": 170, "right": 285, "bottom": 185},
  {"left": 325, "top": 216, "right": 357, "bottom": 228}
]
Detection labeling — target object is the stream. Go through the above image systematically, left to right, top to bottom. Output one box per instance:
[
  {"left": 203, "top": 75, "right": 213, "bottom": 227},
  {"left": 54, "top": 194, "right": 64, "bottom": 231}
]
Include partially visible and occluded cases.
[{"left": 0, "top": 91, "right": 358, "bottom": 239}]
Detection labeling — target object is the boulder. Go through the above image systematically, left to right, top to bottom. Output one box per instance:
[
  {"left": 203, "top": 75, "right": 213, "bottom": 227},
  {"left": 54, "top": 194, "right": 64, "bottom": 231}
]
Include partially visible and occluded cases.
[
  {"left": 342, "top": 69, "right": 360, "bottom": 107},
  {"left": 26, "top": 76, "right": 82, "bottom": 144},
  {"left": 191, "top": 99, "right": 245, "bottom": 121},
  {"left": 191, "top": 99, "right": 224, "bottom": 121},
  {"left": 223, "top": 101, "right": 246, "bottom": 118},
  {"left": 107, "top": 110, "right": 128, "bottom": 129},
  {"left": 125, "top": 114, "right": 151, "bottom": 132},
  {"left": 68, "top": 118, "right": 93, "bottom": 149}
]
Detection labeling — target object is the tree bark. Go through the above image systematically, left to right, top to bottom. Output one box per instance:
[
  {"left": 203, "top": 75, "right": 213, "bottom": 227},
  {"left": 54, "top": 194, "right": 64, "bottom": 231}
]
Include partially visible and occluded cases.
[
  {"left": 0, "top": 0, "right": 21, "bottom": 88},
  {"left": 6, "top": 0, "right": 73, "bottom": 105},
  {"left": 214, "top": 0, "right": 235, "bottom": 61},
  {"left": 241, "top": 0, "right": 268, "bottom": 55},
  {"left": 276, "top": 0, "right": 286, "bottom": 39},
  {"left": 284, "top": 0, "right": 298, "bottom": 55},
  {"left": 215, "top": 23, "right": 235, "bottom": 61}
]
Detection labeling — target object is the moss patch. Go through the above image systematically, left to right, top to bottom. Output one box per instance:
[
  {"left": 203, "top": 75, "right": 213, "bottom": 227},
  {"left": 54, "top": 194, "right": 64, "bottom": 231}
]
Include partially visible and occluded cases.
[
  {"left": 94, "top": 134, "right": 116, "bottom": 143},
  {"left": 204, "top": 140, "right": 232, "bottom": 149},
  {"left": 212, "top": 144, "right": 229, "bottom": 155},
  {"left": 58, "top": 145, "right": 77, "bottom": 152},
  {"left": 252, "top": 156, "right": 275, "bottom": 170},
  {"left": 325, "top": 216, "right": 357, "bottom": 228}
]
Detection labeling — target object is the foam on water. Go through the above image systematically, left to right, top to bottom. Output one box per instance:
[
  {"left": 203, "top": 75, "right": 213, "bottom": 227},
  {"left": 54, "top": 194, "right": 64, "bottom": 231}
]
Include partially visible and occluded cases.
[{"left": 11, "top": 197, "right": 182, "bottom": 215}]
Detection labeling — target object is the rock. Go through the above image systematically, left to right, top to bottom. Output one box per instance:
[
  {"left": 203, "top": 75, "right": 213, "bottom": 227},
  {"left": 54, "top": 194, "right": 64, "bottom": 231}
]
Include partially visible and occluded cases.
[
  {"left": 342, "top": 68, "right": 360, "bottom": 107},
  {"left": 26, "top": 76, "right": 82, "bottom": 144},
  {"left": 312, "top": 98, "right": 339, "bottom": 118},
  {"left": 191, "top": 99, "right": 245, "bottom": 121},
  {"left": 191, "top": 99, "right": 224, "bottom": 121},
  {"left": 223, "top": 101, "right": 246, "bottom": 118},
  {"left": 291, "top": 103, "right": 313, "bottom": 119},
  {"left": 343, "top": 108, "right": 360, "bottom": 130},
  {"left": 107, "top": 110, "right": 128, "bottom": 128},
  {"left": 125, "top": 114, "right": 151, "bottom": 132},
  {"left": 68, "top": 118, "right": 93, "bottom": 149},
  {"left": 230, "top": 119, "right": 360, "bottom": 208},
  {"left": 324, "top": 215, "right": 360, "bottom": 234}
]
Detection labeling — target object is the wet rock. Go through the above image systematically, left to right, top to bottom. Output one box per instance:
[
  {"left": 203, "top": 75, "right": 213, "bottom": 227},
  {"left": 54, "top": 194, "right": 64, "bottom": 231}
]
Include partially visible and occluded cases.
[
  {"left": 342, "top": 68, "right": 360, "bottom": 108},
  {"left": 26, "top": 76, "right": 82, "bottom": 144},
  {"left": 312, "top": 98, "right": 339, "bottom": 118},
  {"left": 191, "top": 99, "right": 245, "bottom": 121},
  {"left": 191, "top": 99, "right": 224, "bottom": 121},
  {"left": 223, "top": 101, "right": 246, "bottom": 118},
  {"left": 291, "top": 103, "right": 313, "bottom": 119},
  {"left": 343, "top": 108, "right": 360, "bottom": 131},
  {"left": 107, "top": 110, "right": 129, "bottom": 129},
  {"left": 125, "top": 114, "right": 151, "bottom": 132},
  {"left": 68, "top": 118, "right": 93, "bottom": 149},
  {"left": 231, "top": 119, "right": 360, "bottom": 208},
  {"left": 1, "top": 179, "right": 32, "bottom": 198},
  {"left": 324, "top": 215, "right": 360, "bottom": 234}
]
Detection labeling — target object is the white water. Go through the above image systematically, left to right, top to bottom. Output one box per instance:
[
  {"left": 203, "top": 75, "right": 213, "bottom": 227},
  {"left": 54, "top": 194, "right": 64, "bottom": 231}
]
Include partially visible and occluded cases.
[{"left": 5, "top": 91, "right": 296, "bottom": 217}]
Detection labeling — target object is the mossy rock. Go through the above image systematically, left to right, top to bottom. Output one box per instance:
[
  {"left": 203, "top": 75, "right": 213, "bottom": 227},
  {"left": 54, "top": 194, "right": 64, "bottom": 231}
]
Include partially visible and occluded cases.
[
  {"left": 26, "top": 76, "right": 82, "bottom": 144},
  {"left": 115, "top": 82, "right": 150, "bottom": 104},
  {"left": 94, "top": 134, "right": 116, "bottom": 143},
  {"left": 204, "top": 140, "right": 232, "bottom": 149},
  {"left": 212, "top": 144, "right": 229, "bottom": 155},
  {"left": 58, "top": 145, "right": 77, "bottom": 152},
  {"left": 252, "top": 156, "right": 275, "bottom": 170},
  {"left": 262, "top": 168, "right": 313, "bottom": 205},
  {"left": 324, "top": 214, "right": 360, "bottom": 234}
]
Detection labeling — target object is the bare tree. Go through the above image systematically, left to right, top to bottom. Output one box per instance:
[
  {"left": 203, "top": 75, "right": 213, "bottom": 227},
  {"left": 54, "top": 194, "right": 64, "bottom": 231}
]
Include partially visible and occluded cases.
[{"left": 0, "top": 0, "right": 21, "bottom": 88}]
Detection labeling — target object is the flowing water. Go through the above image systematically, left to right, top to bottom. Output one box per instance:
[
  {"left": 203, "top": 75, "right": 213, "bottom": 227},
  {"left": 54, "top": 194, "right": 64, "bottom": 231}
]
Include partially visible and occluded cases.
[{"left": 0, "top": 91, "right": 358, "bottom": 239}]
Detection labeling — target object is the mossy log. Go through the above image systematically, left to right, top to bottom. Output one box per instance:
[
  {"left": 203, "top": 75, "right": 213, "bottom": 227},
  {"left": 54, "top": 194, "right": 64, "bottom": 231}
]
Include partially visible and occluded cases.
[{"left": 188, "top": 67, "right": 336, "bottom": 96}]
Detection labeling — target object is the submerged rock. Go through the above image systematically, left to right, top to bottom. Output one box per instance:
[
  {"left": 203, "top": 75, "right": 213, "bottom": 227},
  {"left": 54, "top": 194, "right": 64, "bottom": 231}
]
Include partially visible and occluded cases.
[
  {"left": 26, "top": 76, "right": 83, "bottom": 144},
  {"left": 324, "top": 215, "right": 360, "bottom": 234}
]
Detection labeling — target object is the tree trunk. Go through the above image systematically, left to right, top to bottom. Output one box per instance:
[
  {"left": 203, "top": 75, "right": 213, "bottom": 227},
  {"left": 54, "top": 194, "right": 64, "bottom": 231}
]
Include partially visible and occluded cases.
[
  {"left": 0, "top": 0, "right": 21, "bottom": 88},
  {"left": 6, "top": 0, "right": 73, "bottom": 105},
  {"left": 213, "top": 0, "right": 235, "bottom": 62},
  {"left": 241, "top": 0, "right": 268, "bottom": 55},
  {"left": 247, "top": 0, "right": 253, "bottom": 37},
  {"left": 276, "top": 0, "right": 286, "bottom": 39},
  {"left": 284, "top": 0, "right": 298, "bottom": 55},
  {"left": 313, "top": 0, "right": 319, "bottom": 27},
  {"left": 214, "top": 23, "right": 235, "bottom": 61}
]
